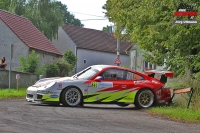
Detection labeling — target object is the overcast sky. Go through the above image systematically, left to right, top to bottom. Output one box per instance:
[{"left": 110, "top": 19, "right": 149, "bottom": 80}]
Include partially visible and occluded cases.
[{"left": 59, "top": 0, "right": 113, "bottom": 30}]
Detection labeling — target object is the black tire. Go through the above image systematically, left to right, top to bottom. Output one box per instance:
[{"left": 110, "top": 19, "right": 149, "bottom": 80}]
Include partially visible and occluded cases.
[
  {"left": 61, "top": 87, "right": 82, "bottom": 107},
  {"left": 134, "top": 89, "right": 155, "bottom": 109},
  {"left": 116, "top": 103, "right": 129, "bottom": 107}
]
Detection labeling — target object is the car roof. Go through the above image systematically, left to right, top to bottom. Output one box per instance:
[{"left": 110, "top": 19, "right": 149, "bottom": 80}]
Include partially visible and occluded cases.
[
  {"left": 88, "top": 65, "right": 150, "bottom": 78},
  {"left": 90, "top": 65, "right": 120, "bottom": 69},
  {"left": 90, "top": 65, "right": 135, "bottom": 72}
]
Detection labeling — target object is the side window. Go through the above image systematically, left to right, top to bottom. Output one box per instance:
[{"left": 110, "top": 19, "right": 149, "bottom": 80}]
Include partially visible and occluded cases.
[
  {"left": 101, "top": 69, "right": 126, "bottom": 80},
  {"left": 126, "top": 71, "right": 144, "bottom": 80}
]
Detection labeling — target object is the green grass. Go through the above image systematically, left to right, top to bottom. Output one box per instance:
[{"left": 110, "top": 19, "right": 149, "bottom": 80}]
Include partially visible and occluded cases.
[
  {"left": 0, "top": 88, "right": 27, "bottom": 99},
  {"left": 147, "top": 106, "right": 200, "bottom": 123}
]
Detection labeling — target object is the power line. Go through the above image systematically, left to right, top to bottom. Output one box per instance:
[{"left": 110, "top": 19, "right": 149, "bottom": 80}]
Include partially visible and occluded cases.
[
  {"left": 69, "top": 11, "right": 106, "bottom": 18},
  {"left": 80, "top": 19, "right": 108, "bottom": 21}
]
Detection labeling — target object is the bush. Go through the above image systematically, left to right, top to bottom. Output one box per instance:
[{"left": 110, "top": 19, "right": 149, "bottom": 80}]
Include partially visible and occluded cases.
[
  {"left": 18, "top": 50, "right": 39, "bottom": 73},
  {"left": 63, "top": 50, "right": 77, "bottom": 69},
  {"left": 54, "top": 58, "right": 73, "bottom": 76},
  {"left": 46, "top": 64, "right": 60, "bottom": 77},
  {"left": 35, "top": 65, "right": 47, "bottom": 78}
]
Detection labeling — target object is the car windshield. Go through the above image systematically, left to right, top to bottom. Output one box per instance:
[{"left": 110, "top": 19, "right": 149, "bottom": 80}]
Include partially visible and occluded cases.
[{"left": 72, "top": 67, "right": 99, "bottom": 80}]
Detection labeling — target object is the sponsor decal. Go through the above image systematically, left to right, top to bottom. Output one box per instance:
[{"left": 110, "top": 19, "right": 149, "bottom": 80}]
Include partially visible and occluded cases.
[
  {"left": 134, "top": 80, "right": 150, "bottom": 85},
  {"left": 152, "top": 80, "right": 160, "bottom": 84},
  {"left": 91, "top": 82, "right": 113, "bottom": 88},
  {"left": 92, "top": 82, "right": 98, "bottom": 88},
  {"left": 57, "top": 83, "right": 63, "bottom": 90},
  {"left": 58, "top": 83, "right": 62, "bottom": 88},
  {"left": 84, "top": 88, "right": 88, "bottom": 93},
  {"left": 156, "top": 89, "right": 161, "bottom": 99},
  {"left": 49, "top": 92, "right": 59, "bottom": 94},
  {"left": 50, "top": 95, "right": 59, "bottom": 98},
  {"left": 158, "top": 100, "right": 165, "bottom": 103}
]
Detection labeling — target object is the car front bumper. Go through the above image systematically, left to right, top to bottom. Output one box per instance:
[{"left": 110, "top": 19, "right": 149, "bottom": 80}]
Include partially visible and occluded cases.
[{"left": 26, "top": 87, "right": 60, "bottom": 103}]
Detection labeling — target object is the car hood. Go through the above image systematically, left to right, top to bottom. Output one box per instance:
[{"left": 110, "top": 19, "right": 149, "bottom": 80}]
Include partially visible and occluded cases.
[{"left": 32, "top": 77, "right": 73, "bottom": 87}]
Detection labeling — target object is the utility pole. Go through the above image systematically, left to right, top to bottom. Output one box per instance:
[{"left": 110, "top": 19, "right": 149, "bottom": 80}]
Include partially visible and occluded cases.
[
  {"left": 116, "top": 38, "right": 120, "bottom": 66},
  {"left": 4, "top": 44, "right": 19, "bottom": 91},
  {"left": 9, "top": 44, "right": 13, "bottom": 91}
]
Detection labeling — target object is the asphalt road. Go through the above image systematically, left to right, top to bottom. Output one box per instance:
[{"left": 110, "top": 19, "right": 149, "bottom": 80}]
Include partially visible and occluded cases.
[{"left": 0, "top": 99, "right": 200, "bottom": 133}]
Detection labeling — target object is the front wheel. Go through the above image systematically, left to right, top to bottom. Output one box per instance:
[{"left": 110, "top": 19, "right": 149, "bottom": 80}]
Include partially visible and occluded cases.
[
  {"left": 61, "top": 87, "right": 82, "bottom": 107},
  {"left": 134, "top": 89, "right": 155, "bottom": 109}
]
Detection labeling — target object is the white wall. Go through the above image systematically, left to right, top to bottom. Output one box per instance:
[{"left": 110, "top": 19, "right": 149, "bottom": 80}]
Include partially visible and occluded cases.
[
  {"left": 0, "top": 20, "right": 29, "bottom": 71},
  {"left": 52, "top": 27, "right": 76, "bottom": 54},
  {"left": 76, "top": 49, "right": 129, "bottom": 72}
]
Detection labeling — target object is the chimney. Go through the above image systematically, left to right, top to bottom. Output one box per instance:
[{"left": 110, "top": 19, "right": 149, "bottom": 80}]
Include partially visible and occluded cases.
[{"left": 109, "top": 26, "right": 112, "bottom": 36}]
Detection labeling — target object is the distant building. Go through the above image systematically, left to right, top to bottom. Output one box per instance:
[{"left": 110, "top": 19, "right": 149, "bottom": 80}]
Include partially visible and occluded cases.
[
  {"left": 0, "top": 9, "right": 63, "bottom": 71},
  {"left": 52, "top": 25, "right": 133, "bottom": 73},
  {"left": 126, "top": 43, "right": 165, "bottom": 72}
]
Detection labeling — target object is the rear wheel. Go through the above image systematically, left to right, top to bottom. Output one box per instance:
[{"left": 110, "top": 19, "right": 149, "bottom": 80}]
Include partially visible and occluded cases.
[
  {"left": 61, "top": 87, "right": 82, "bottom": 107},
  {"left": 134, "top": 89, "right": 155, "bottom": 109}
]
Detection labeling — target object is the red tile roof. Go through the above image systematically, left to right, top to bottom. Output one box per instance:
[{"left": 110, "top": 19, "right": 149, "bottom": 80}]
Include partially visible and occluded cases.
[
  {"left": 0, "top": 9, "right": 63, "bottom": 56},
  {"left": 62, "top": 25, "right": 133, "bottom": 55}
]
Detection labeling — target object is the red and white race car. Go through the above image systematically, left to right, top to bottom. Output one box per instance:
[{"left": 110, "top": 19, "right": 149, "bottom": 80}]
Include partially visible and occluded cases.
[{"left": 26, "top": 65, "right": 174, "bottom": 108}]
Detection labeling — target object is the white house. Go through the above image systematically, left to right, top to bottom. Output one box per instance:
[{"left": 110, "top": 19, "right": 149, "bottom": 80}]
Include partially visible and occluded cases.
[
  {"left": 0, "top": 9, "right": 63, "bottom": 71},
  {"left": 52, "top": 25, "right": 133, "bottom": 73},
  {"left": 126, "top": 43, "right": 166, "bottom": 72}
]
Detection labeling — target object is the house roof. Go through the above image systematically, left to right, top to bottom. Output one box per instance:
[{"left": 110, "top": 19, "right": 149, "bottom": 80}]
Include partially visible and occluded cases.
[
  {"left": 0, "top": 9, "right": 63, "bottom": 56},
  {"left": 62, "top": 25, "right": 133, "bottom": 55}
]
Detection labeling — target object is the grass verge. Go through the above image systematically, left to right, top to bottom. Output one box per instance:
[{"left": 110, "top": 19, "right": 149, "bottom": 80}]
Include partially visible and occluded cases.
[
  {"left": 0, "top": 88, "right": 27, "bottom": 99},
  {"left": 147, "top": 105, "right": 200, "bottom": 123}
]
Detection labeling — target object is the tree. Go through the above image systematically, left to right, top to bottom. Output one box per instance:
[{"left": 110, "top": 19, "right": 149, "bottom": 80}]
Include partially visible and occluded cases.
[
  {"left": 0, "top": 0, "right": 11, "bottom": 11},
  {"left": 104, "top": 0, "right": 200, "bottom": 76},
  {"left": 58, "top": 3, "right": 84, "bottom": 27},
  {"left": 102, "top": 25, "right": 110, "bottom": 32},
  {"left": 18, "top": 50, "right": 39, "bottom": 73},
  {"left": 63, "top": 50, "right": 77, "bottom": 69},
  {"left": 46, "top": 63, "right": 60, "bottom": 77}
]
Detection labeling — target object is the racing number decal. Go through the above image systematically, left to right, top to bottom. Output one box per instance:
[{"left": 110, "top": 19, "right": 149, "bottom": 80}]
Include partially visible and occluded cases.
[
  {"left": 91, "top": 82, "right": 113, "bottom": 88},
  {"left": 92, "top": 82, "right": 98, "bottom": 88}
]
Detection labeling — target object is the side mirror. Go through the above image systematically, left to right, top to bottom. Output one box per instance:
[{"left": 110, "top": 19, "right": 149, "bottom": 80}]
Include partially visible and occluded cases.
[{"left": 94, "top": 76, "right": 103, "bottom": 82}]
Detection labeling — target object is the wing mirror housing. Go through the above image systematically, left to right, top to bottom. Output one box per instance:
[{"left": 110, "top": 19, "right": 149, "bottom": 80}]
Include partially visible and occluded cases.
[{"left": 94, "top": 76, "right": 103, "bottom": 82}]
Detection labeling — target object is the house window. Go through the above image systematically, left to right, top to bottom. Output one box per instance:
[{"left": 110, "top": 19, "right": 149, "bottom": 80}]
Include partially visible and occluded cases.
[
  {"left": 83, "top": 59, "right": 87, "bottom": 64},
  {"left": 144, "top": 61, "right": 156, "bottom": 70}
]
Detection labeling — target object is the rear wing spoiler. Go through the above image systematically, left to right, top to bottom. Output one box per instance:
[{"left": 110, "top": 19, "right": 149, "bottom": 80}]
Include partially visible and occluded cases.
[
  {"left": 144, "top": 70, "right": 174, "bottom": 78},
  {"left": 144, "top": 70, "right": 174, "bottom": 84}
]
